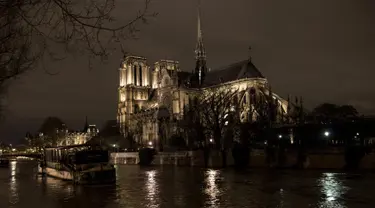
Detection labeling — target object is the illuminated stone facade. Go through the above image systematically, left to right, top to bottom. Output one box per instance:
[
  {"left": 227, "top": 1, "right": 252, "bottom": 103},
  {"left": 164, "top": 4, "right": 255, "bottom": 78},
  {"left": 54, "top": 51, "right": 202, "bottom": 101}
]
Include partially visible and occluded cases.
[
  {"left": 117, "top": 6, "right": 289, "bottom": 147},
  {"left": 53, "top": 125, "right": 99, "bottom": 146},
  {"left": 57, "top": 125, "right": 99, "bottom": 146}
]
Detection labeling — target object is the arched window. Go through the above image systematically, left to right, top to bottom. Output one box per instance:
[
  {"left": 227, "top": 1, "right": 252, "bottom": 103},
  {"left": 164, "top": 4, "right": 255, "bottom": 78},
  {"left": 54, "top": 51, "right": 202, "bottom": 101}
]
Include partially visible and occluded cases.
[
  {"left": 133, "top": 65, "right": 137, "bottom": 85},
  {"left": 139, "top": 65, "right": 143, "bottom": 86},
  {"left": 119, "top": 69, "right": 122, "bottom": 86},
  {"left": 162, "top": 77, "right": 170, "bottom": 87},
  {"left": 134, "top": 104, "right": 140, "bottom": 113}
]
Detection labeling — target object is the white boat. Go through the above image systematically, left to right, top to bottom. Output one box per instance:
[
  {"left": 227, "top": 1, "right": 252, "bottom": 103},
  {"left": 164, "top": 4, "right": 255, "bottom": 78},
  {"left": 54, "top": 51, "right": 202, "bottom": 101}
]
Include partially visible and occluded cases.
[{"left": 38, "top": 144, "right": 116, "bottom": 184}]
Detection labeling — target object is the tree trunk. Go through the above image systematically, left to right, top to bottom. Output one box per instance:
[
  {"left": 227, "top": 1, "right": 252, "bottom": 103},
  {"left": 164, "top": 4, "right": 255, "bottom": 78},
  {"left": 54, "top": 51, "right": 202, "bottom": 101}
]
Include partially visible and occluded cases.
[
  {"left": 213, "top": 129, "right": 221, "bottom": 149},
  {"left": 203, "top": 146, "right": 210, "bottom": 168},
  {"left": 221, "top": 149, "right": 227, "bottom": 168}
]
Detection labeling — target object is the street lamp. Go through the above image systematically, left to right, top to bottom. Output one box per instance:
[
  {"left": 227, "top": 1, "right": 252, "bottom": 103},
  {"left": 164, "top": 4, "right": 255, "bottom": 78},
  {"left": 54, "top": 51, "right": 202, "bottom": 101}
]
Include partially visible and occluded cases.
[
  {"left": 324, "top": 131, "right": 330, "bottom": 137},
  {"left": 278, "top": 134, "right": 282, "bottom": 139},
  {"left": 209, "top": 139, "right": 213, "bottom": 143},
  {"left": 148, "top": 141, "right": 153, "bottom": 146},
  {"left": 112, "top": 144, "right": 118, "bottom": 152}
]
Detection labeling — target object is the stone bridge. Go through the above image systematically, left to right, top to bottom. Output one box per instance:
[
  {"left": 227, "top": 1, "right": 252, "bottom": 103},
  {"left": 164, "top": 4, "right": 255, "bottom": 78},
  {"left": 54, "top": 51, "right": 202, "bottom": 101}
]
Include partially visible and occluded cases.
[{"left": 0, "top": 152, "right": 42, "bottom": 159}]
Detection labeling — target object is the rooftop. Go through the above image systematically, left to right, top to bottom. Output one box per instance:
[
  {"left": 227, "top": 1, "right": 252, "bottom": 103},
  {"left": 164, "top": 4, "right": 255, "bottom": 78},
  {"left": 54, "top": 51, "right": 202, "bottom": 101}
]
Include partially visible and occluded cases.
[{"left": 202, "top": 59, "right": 265, "bottom": 87}]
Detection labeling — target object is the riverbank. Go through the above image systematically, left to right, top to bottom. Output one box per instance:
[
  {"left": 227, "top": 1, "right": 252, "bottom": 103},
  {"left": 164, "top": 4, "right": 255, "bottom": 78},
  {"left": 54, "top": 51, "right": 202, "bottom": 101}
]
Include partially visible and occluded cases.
[{"left": 110, "top": 149, "right": 375, "bottom": 170}]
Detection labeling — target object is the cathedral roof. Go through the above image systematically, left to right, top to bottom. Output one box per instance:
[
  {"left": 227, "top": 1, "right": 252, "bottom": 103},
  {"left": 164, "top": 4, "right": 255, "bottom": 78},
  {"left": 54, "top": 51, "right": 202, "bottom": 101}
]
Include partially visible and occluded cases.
[{"left": 202, "top": 59, "right": 265, "bottom": 87}]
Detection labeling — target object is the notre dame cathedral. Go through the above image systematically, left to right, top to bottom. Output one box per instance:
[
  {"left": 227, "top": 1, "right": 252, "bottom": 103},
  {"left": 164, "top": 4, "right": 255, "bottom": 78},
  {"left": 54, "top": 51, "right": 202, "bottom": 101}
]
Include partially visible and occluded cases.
[{"left": 117, "top": 5, "right": 289, "bottom": 148}]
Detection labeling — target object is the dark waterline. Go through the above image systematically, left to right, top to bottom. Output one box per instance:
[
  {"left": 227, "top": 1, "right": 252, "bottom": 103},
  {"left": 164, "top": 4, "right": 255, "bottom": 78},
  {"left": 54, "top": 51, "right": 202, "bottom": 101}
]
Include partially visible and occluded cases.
[{"left": 1, "top": 159, "right": 375, "bottom": 208}]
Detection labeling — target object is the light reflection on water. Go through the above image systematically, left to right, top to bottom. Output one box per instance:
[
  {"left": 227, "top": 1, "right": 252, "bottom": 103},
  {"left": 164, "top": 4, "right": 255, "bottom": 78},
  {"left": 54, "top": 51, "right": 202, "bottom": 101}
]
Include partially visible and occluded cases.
[
  {"left": 1, "top": 160, "right": 375, "bottom": 208},
  {"left": 9, "top": 160, "right": 18, "bottom": 205},
  {"left": 204, "top": 169, "right": 220, "bottom": 207},
  {"left": 145, "top": 170, "right": 159, "bottom": 208},
  {"left": 318, "top": 172, "right": 349, "bottom": 208},
  {"left": 36, "top": 175, "right": 75, "bottom": 199}
]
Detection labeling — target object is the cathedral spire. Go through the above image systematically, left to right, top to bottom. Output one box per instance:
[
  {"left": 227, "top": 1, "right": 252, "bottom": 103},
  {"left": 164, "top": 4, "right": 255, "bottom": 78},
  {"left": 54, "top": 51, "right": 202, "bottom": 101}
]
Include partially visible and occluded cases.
[
  {"left": 194, "top": 0, "right": 207, "bottom": 87},
  {"left": 195, "top": 0, "right": 205, "bottom": 60},
  {"left": 248, "top": 46, "right": 252, "bottom": 60},
  {"left": 83, "top": 116, "right": 89, "bottom": 131}
]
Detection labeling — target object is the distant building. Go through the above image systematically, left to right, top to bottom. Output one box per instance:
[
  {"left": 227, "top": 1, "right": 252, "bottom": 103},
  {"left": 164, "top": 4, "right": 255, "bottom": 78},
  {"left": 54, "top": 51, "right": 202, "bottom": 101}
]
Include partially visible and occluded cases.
[
  {"left": 117, "top": 6, "right": 289, "bottom": 146},
  {"left": 29, "top": 117, "right": 99, "bottom": 147},
  {"left": 57, "top": 117, "right": 99, "bottom": 146},
  {"left": 56, "top": 125, "right": 99, "bottom": 146}
]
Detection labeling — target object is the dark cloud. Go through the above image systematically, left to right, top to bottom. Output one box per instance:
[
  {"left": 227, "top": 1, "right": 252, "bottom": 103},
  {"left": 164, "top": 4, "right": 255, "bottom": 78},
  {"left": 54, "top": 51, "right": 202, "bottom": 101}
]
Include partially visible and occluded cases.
[{"left": 1, "top": 0, "right": 374, "bottom": 142}]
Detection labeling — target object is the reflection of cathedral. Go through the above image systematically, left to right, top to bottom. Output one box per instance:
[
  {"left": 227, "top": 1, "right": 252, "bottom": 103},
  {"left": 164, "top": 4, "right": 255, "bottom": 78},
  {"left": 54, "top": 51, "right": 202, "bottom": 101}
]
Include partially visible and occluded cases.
[{"left": 117, "top": 6, "right": 288, "bottom": 146}]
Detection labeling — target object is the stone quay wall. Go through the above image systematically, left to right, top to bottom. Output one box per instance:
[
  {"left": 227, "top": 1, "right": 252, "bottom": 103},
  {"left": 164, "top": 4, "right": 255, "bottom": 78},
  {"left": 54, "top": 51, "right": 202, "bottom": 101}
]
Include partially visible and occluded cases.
[
  {"left": 110, "top": 150, "right": 375, "bottom": 169},
  {"left": 111, "top": 151, "right": 206, "bottom": 166}
]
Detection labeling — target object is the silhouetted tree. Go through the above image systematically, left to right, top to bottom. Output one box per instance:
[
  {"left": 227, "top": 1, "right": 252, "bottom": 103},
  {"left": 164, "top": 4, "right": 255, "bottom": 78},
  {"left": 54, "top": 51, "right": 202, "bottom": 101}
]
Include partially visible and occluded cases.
[
  {"left": 0, "top": 0, "right": 156, "bottom": 85},
  {"left": 0, "top": 0, "right": 157, "bottom": 119},
  {"left": 179, "top": 85, "right": 285, "bottom": 149},
  {"left": 198, "top": 88, "right": 239, "bottom": 149},
  {"left": 178, "top": 103, "right": 206, "bottom": 149},
  {"left": 311, "top": 103, "right": 359, "bottom": 123},
  {"left": 338, "top": 105, "right": 359, "bottom": 118},
  {"left": 38, "top": 116, "right": 66, "bottom": 146},
  {"left": 39, "top": 117, "right": 65, "bottom": 134},
  {"left": 99, "top": 120, "right": 120, "bottom": 137},
  {"left": 168, "top": 134, "right": 186, "bottom": 150},
  {"left": 0, "top": 141, "right": 10, "bottom": 150}
]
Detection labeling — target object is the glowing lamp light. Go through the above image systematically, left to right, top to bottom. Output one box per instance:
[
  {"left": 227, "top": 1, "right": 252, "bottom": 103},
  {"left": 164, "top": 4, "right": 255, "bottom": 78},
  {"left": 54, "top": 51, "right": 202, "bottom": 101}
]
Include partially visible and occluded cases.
[
  {"left": 324, "top": 131, "right": 330, "bottom": 137},
  {"left": 278, "top": 135, "right": 282, "bottom": 139},
  {"left": 209, "top": 139, "right": 213, "bottom": 143},
  {"left": 148, "top": 141, "right": 153, "bottom": 146},
  {"left": 113, "top": 144, "right": 117, "bottom": 148}
]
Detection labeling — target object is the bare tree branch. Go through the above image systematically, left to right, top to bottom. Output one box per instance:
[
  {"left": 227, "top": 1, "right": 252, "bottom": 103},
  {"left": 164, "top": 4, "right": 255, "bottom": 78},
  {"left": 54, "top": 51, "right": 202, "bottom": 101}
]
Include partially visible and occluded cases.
[{"left": 0, "top": 0, "right": 157, "bottom": 85}]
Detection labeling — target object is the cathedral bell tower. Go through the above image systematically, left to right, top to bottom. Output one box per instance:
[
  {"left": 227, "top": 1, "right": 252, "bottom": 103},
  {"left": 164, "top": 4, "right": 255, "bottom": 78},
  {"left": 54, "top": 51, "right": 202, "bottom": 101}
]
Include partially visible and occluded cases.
[
  {"left": 194, "top": 0, "right": 207, "bottom": 87},
  {"left": 117, "top": 55, "right": 151, "bottom": 135}
]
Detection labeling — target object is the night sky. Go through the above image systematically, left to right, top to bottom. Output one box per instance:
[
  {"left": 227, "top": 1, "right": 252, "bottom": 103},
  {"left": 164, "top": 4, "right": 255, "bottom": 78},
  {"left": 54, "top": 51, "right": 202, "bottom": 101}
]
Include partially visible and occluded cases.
[{"left": 1, "top": 0, "right": 374, "bottom": 143}]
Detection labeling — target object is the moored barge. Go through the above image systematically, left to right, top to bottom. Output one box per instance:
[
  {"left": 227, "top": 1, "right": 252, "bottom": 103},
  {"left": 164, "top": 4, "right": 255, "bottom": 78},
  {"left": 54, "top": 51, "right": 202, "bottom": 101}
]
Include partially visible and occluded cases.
[{"left": 38, "top": 144, "right": 116, "bottom": 184}]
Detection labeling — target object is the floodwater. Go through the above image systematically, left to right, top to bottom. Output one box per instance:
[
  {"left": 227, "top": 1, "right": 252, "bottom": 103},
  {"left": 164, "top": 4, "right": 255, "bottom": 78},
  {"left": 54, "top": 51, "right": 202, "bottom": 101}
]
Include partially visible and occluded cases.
[{"left": 1, "top": 159, "right": 375, "bottom": 208}]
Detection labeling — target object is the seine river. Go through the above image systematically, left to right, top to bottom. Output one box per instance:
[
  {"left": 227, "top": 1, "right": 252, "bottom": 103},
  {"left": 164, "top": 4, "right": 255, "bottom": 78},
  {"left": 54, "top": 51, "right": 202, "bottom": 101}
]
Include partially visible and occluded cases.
[{"left": 1, "top": 159, "right": 375, "bottom": 208}]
